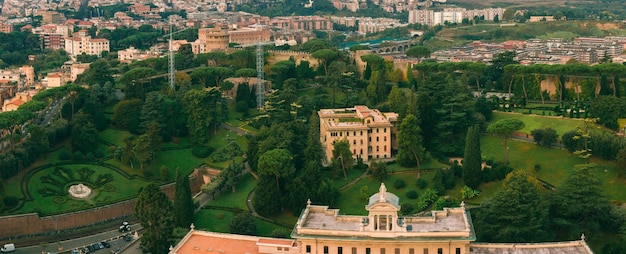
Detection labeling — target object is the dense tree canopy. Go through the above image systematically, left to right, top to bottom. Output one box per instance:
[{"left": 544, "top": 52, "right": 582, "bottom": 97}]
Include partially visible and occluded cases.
[
  {"left": 475, "top": 170, "right": 550, "bottom": 242},
  {"left": 134, "top": 184, "right": 174, "bottom": 254}
]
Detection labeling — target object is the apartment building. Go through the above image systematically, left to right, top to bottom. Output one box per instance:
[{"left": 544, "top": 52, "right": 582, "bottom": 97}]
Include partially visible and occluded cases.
[
  {"left": 331, "top": 0, "right": 360, "bottom": 12},
  {"left": 408, "top": 8, "right": 505, "bottom": 26},
  {"left": 36, "top": 10, "right": 66, "bottom": 24},
  {"left": 270, "top": 16, "right": 333, "bottom": 31},
  {"left": 0, "top": 23, "right": 13, "bottom": 33},
  {"left": 228, "top": 27, "right": 271, "bottom": 45},
  {"left": 64, "top": 30, "right": 110, "bottom": 58},
  {"left": 118, "top": 46, "right": 143, "bottom": 63},
  {"left": 318, "top": 106, "right": 398, "bottom": 163}
]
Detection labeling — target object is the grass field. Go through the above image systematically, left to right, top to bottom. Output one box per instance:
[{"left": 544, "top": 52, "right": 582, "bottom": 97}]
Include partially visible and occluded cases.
[
  {"left": 491, "top": 111, "right": 586, "bottom": 136},
  {"left": 99, "top": 129, "right": 132, "bottom": 147},
  {"left": 481, "top": 135, "right": 626, "bottom": 201},
  {"left": 18, "top": 164, "right": 147, "bottom": 215},
  {"left": 335, "top": 170, "right": 444, "bottom": 215},
  {"left": 205, "top": 173, "right": 255, "bottom": 211},
  {"left": 193, "top": 209, "right": 291, "bottom": 237}
]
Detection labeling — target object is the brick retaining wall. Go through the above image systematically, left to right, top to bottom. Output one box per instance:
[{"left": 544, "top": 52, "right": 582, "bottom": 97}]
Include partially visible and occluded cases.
[{"left": 0, "top": 169, "right": 204, "bottom": 240}]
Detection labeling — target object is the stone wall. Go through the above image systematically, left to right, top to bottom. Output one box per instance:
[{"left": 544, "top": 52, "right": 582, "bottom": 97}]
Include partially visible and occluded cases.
[
  {"left": 267, "top": 50, "right": 319, "bottom": 68},
  {"left": 0, "top": 169, "right": 204, "bottom": 240}
]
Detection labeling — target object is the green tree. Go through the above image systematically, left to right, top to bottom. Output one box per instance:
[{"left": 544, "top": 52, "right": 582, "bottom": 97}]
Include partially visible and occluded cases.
[
  {"left": 406, "top": 46, "right": 431, "bottom": 62},
  {"left": 311, "top": 49, "right": 338, "bottom": 77},
  {"left": 75, "top": 59, "right": 114, "bottom": 86},
  {"left": 118, "top": 67, "right": 158, "bottom": 99},
  {"left": 190, "top": 67, "right": 213, "bottom": 88},
  {"left": 234, "top": 68, "right": 257, "bottom": 85},
  {"left": 182, "top": 88, "right": 228, "bottom": 144},
  {"left": 140, "top": 92, "right": 167, "bottom": 134},
  {"left": 589, "top": 95, "right": 626, "bottom": 130},
  {"left": 113, "top": 99, "right": 143, "bottom": 133},
  {"left": 71, "top": 114, "right": 98, "bottom": 154},
  {"left": 397, "top": 114, "right": 426, "bottom": 178},
  {"left": 487, "top": 118, "right": 524, "bottom": 166},
  {"left": 463, "top": 125, "right": 482, "bottom": 189},
  {"left": 531, "top": 128, "right": 558, "bottom": 146},
  {"left": 133, "top": 134, "right": 153, "bottom": 170},
  {"left": 331, "top": 139, "right": 353, "bottom": 179},
  {"left": 258, "top": 148, "right": 295, "bottom": 190},
  {"left": 617, "top": 148, "right": 626, "bottom": 178},
  {"left": 370, "top": 160, "right": 387, "bottom": 181},
  {"left": 552, "top": 166, "right": 613, "bottom": 237},
  {"left": 173, "top": 169, "right": 194, "bottom": 228},
  {"left": 475, "top": 170, "right": 549, "bottom": 242},
  {"left": 253, "top": 176, "right": 282, "bottom": 216},
  {"left": 134, "top": 184, "right": 174, "bottom": 254},
  {"left": 229, "top": 212, "right": 256, "bottom": 235}
]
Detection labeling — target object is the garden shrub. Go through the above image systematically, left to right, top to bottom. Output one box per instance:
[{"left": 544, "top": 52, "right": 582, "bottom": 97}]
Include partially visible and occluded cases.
[
  {"left": 192, "top": 146, "right": 213, "bottom": 158},
  {"left": 59, "top": 149, "right": 71, "bottom": 160},
  {"left": 94, "top": 149, "right": 106, "bottom": 158},
  {"left": 72, "top": 151, "right": 83, "bottom": 161},
  {"left": 211, "top": 151, "right": 229, "bottom": 162},
  {"left": 84, "top": 152, "right": 95, "bottom": 161},
  {"left": 482, "top": 162, "right": 514, "bottom": 182},
  {"left": 160, "top": 166, "right": 170, "bottom": 181},
  {"left": 416, "top": 178, "right": 428, "bottom": 189},
  {"left": 394, "top": 179, "right": 406, "bottom": 189},
  {"left": 461, "top": 185, "right": 479, "bottom": 200},
  {"left": 415, "top": 188, "right": 439, "bottom": 212},
  {"left": 405, "top": 190, "right": 418, "bottom": 199},
  {"left": 3, "top": 196, "right": 18, "bottom": 208},
  {"left": 434, "top": 197, "right": 454, "bottom": 210}
]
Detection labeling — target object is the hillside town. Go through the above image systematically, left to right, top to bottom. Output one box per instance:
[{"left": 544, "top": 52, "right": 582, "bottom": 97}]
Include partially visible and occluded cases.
[{"left": 2, "top": 0, "right": 626, "bottom": 253}]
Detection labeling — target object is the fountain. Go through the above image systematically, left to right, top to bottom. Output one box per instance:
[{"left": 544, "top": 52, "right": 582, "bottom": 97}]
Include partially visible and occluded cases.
[{"left": 68, "top": 183, "right": 92, "bottom": 199}]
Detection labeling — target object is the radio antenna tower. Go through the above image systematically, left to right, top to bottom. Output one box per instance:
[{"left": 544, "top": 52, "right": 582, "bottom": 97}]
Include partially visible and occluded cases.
[
  {"left": 168, "top": 24, "right": 175, "bottom": 90},
  {"left": 256, "top": 39, "right": 265, "bottom": 108}
]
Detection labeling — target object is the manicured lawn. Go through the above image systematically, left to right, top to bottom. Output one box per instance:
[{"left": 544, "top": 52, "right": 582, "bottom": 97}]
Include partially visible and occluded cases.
[
  {"left": 490, "top": 111, "right": 587, "bottom": 136},
  {"left": 99, "top": 129, "right": 132, "bottom": 147},
  {"left": 481, "top": 135, "right": 626, "bottom": 201},
  {"left": 151, "top": 148, "right": 207, "bottom": 179},
  {"left": 387, "top": 160, "right": 450, "bottom": 173},
  {"left": 18, "top": 164, "right": 147, "bottom": 216},
  {"left": 322, "top": 167, "right": 367, "bottom": 189},
  {"left": 335, "top": 170, "right": 443, "bottom": 215},
  {"left": 206, "top": 173, "right": 256, "bottom": 211},
  {"left": 193, "top": 209, "right": 291, "bottom": 237},
  {"left": 193, "top": 209, "right": 234, "bottom": 233}
]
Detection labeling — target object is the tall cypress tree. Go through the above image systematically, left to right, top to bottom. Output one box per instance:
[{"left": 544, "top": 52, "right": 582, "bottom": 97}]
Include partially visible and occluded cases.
[
  {"left": 463, "top": 125, "right": 482, "bottom": 189},
  {"left": 173, "top": 169, "right": 195, "bottom": 228},
  {"left": 134, "top": 184, "right": 174, "bottom": 254}
]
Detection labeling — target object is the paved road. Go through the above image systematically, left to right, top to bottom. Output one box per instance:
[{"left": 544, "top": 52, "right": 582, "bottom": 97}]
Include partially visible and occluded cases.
[{"left": 12, "top": 224, "right": 141, "bottom": 254}]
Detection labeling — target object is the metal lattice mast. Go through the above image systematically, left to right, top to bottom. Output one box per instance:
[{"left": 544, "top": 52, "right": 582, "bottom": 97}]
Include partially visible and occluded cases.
[
  {"left": 168, "top": 24, "right": 175, "bottom": 90},
  {"left": 255, "top": 41, "right": 264, "bottom": 108}
]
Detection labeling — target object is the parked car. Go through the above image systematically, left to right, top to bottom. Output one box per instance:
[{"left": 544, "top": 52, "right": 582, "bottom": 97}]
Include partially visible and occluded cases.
[
  {"left": 119, "top": 222, "right": 131, "bottom": 233},
  {"left": 123, "top": 234, "right": 133, "bottom": 242},
  {"left": 101, "top": 242, "right": 111, "bottom": 248},
  {"left": 0, "top": 243, "right": 15, "bottom": 252}
]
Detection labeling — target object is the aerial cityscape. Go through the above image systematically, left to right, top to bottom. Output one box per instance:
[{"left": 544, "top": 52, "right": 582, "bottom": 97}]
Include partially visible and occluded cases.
[{"left": 0, "top": 0, "right": 626, "bottom": 253}]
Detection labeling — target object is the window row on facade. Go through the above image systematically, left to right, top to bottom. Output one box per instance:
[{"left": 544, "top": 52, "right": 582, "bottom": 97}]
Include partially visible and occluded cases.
[{"left": 306, "top": 246, "right": 462, "bottom": 254}]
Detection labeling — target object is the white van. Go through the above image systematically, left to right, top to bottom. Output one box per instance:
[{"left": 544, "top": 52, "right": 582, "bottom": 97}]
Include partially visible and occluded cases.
[{"left": 0, "top": 243, "right": 15, "bottom": 252}]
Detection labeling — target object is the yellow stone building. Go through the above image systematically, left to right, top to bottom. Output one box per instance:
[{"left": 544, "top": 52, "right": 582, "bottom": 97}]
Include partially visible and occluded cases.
[
  {"left": 318, "top": 106, "right": 398, "bottom": 163},
  {"left": 171, "top": 183, "right": 593, "bottom": 254},
  {"left": 292, "top": 183, "right": 475, "bottom": 254}
]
